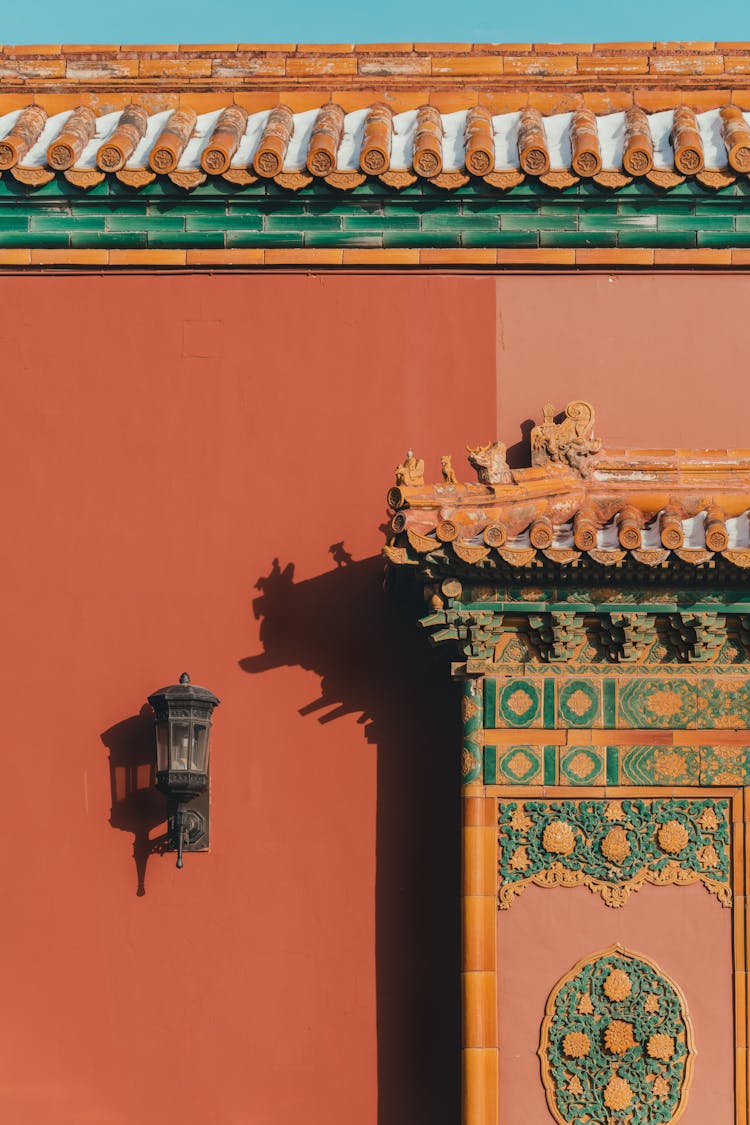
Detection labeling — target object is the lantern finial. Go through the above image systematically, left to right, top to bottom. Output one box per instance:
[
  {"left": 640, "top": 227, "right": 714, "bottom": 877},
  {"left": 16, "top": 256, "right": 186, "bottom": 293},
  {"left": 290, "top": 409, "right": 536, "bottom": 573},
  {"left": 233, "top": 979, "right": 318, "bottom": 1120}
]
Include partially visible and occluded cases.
[{"left": 179, "top": 672, "right": 190, "bottom": 684}]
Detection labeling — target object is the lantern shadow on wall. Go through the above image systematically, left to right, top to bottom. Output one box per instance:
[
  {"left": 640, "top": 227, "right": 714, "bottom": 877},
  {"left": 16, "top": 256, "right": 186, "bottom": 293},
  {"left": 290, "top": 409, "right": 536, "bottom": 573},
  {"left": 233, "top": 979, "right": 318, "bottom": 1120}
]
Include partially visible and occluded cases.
[
  {"left": 241, "top": 550, "right": 461, "bottom": 1125},
  {"left": 101, "top": 706, "right": 169, "bottom": 897}
]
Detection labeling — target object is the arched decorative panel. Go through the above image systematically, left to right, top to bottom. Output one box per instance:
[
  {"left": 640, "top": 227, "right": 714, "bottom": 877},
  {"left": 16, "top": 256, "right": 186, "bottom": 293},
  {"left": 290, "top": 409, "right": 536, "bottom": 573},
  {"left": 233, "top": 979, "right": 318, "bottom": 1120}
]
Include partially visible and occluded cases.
[{"left": 539, "top": 945, "right": 695, "bottom": 1125}]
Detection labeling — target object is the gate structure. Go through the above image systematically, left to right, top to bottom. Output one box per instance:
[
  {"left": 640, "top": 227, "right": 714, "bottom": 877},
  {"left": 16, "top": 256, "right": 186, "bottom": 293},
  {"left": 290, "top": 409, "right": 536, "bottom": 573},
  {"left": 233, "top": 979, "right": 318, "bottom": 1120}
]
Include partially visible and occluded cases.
[{"left": 385, "top": 401, "right": 750, "bottom": 1125}]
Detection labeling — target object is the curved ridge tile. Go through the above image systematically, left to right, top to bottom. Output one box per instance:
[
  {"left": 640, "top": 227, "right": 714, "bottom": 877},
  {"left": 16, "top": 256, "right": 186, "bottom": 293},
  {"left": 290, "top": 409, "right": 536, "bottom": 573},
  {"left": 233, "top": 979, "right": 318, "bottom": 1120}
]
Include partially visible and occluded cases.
[
  {"left": 2, "top": 95, "right": 750, "bottom": 188},
  {"left": 285, "top": 107, "right": 319, "bottom": 171},
  {"left": 337, "top": 108, "right": 369, "bottom": 172},
  {"left": 697, "top": 108, "right": 726, "bottom": 167},
  {"left": 21, "top": 109, "right": 73, "bottom": 167},
  {"left": 177, "top": 109, "right": 224, "bottom": 171},
  {"left": 233, "top": 109, "right": 271, "bottom": 169},
  {"left": 390, "top": 109, "right": 418, "bottom": 170},
  {"left": 441, "top": 109, "right": 468, "bottom": 172},
  {"left": 649, "top": 109, "right": 676, "bottom": 170},
  {"left": 76, "top": 110, "right": 121, "bottom": 169},
  {"left": 128, "top": 110, "right": 173, "bottom": 169},
  {"left": 492, "top": 112, "right": 521, "bottom": 170},
  {"left": 545, "top": 112, "right": 573, "bottom": 168},
  {"left": 597, "top": 112, "right": 626, "bottom": 168}
]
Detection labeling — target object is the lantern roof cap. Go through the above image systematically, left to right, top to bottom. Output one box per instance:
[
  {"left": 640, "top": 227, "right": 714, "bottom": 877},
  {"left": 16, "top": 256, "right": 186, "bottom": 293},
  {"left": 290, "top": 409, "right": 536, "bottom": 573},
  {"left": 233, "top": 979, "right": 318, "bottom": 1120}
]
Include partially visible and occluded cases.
[{"left": 148, "top": 675, "right": 220, "bottom": 709}]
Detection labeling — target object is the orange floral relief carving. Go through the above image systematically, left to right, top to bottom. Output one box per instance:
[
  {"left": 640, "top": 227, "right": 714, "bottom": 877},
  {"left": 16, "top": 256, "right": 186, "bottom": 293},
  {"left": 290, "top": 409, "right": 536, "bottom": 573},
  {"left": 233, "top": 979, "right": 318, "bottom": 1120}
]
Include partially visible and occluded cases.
[
  {"left": 542, "top": 820, "right": 576, "bottom": 855},
  {"left": 657, "top": 820, "right": 689, "bottom": 855},
  {"left": 604, "top": 1020, "right": 636, "bottom": 1055}
]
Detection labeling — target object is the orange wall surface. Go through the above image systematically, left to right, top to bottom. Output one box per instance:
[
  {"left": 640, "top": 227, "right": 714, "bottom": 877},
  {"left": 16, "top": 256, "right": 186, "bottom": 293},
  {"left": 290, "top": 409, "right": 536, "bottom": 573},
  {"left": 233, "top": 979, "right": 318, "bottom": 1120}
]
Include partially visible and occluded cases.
[{"left": 2, "top": 270, "right": 750, "bottom": 1125}]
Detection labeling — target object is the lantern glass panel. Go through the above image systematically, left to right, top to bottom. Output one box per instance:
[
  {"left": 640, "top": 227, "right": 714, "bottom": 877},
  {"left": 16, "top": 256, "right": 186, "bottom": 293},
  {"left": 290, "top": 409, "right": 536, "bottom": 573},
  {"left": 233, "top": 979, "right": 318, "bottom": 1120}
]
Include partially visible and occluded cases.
[
  {"left": 170, "top": 719, "right": 191, "bottom": 771},
  {"left": 190, "top": 721, "right": 210, "bottom": 773},
  {"left": 155, "top": 723, "right": 170, "bottom": 773}
]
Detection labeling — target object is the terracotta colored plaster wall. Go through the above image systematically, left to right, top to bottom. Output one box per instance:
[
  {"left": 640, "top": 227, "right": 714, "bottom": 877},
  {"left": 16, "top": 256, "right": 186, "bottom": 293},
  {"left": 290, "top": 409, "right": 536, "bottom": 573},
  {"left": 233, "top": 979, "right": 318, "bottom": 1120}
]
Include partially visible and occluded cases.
[
  {"left": 1, "top": 269, "right": 749, "bottom": 1125},
  {"left": 494, "top": 272, "right": 750, "bottom": 460},
  {"left": 0, "top": 273, "right": 495, "bottom": 1125}
]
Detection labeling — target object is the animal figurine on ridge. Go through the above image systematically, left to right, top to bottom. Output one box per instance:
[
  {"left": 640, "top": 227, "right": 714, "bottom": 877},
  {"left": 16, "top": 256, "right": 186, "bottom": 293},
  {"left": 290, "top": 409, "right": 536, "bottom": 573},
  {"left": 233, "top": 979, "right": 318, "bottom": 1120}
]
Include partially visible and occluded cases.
[
  {"left": 466, "top": 441, "right": 513, "bottom": 485},
  {"left": 441, "top": 454, "right": 458, "bottom": 485}
]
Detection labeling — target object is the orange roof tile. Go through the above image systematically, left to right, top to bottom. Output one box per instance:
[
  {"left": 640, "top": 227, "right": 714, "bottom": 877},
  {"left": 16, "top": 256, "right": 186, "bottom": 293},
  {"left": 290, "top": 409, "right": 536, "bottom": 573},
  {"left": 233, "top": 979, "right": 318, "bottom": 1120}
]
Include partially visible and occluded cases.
[
  {"left": 1, "top": 44, "right": 750, "bottom": 192},
  {"left": 0, "top": 95, "right": 747, "bottom": 192},
  {"left": 384, "top": 402, "right": 750, "bottom": 572}
]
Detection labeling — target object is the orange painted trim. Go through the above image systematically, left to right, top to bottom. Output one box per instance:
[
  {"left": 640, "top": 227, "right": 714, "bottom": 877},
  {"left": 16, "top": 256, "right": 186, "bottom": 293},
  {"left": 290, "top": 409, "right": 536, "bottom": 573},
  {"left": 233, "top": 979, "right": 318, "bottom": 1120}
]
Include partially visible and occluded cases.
[
  {"left": 5, "top": 246, "right": 750, "bottom": 270},
  {"left": 575, "top": 247, "right": 655, "bottom": 265},
  {"left": 654, "top": 247, "right": 733, "bottom": 265},
  {"left": 0, "top": 248, "right": 31, "bottom": 265},
  {"left": 29, "top": 248, "right": 108, "bottom": 265},
  {"left": 185, "top": 248, "right": 264, "bottom": 265},
  {"left": 264, "top": 248, "right": 343, "bottom": 265},
  {"left": 342, "top": 248, "right": 420, "bottom": 265},
  {"left": 420, "top": 248, "right": 497, "bottom": 265},
  {"left": 107, "top": 249, "right": 186, "bottom": 266},
  {"left": 483, "top": 729, "right": 567, "bottom": 745},
  {"left": 486, "top": 784, "right": 740, "bottom": 799},
  {"left": 462, "top": 795, "right": 498, "bottom": 1125},
  {"left": 737, "top": 797, "right": 749, "bottom": 1124},
  {"left": 463, "top": 1049, "right": 499, "bottom": 1125}
]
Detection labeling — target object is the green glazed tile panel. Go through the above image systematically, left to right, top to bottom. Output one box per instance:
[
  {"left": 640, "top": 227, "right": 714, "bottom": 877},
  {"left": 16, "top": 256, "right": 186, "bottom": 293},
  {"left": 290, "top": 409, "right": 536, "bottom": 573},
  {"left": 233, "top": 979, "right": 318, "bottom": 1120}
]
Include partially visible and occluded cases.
[
  {"left": 3, "top": 176, "right": 750, "bottom": 250},
  {"left": 488, "top": 674, "right": 750, "bottom": 729},
  {"left": 483, "top": 678, "right": 497, "bottom": 729},
  {"left": 617, "top": 679, "right": 698, "bottom": 729},
  {"left": 694, "top": 679, "right": 750, "bottom": 727},
  {"left": 497, "top": 680, "right": 543, "bottom": 728},
  {"left": 543, "top": 680, "right": 555, "bottom": 728},
  {"left": 558, "top": 680, "right": 602, "bottom": 727},
  {"left": 487, "top": 743, "right": 750, "bottom": 786},
  {"left": 496, "top": 745, "right": 544, "bottom": 785},
  {"left": 559, "top": 745, "right": 606, "bottom": 785},
  {"left": 619, "top": 745, "right": 700, "bottom": 785},
  {"left": 699, "top": 745, "right": 750, "bottom": 784},
  {"left": 606, "top": 746, "right": 619, "bottom": 785}
]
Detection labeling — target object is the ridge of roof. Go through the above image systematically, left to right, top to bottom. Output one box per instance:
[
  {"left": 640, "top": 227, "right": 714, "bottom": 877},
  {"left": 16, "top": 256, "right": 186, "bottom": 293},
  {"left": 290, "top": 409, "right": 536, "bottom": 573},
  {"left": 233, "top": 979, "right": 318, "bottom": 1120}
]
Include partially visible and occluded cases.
[
  {"left": 1, "top": 42, "right": 750, "bottom": 97},
  {"left": 384, "top": 402, "right": 750, "bottom": 571}
]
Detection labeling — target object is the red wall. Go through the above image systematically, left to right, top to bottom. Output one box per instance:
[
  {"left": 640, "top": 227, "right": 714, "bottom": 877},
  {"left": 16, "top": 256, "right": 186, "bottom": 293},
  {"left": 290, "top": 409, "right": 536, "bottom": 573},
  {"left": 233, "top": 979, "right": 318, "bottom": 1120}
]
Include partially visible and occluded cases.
[{"left": 2, "top": 271, "right": 749, "bottom": 1124}]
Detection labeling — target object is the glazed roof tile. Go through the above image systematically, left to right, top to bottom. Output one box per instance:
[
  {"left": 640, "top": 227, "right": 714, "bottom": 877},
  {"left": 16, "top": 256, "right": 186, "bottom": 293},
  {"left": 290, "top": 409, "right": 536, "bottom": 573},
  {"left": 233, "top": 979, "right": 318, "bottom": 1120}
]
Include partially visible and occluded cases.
[
  {"left": 5, "top": 44, "right": 750, "bottom": 191},
  {"left": 2, "top": 100, "right": 750, "bottom": 191},
  {"left": 384, "top": 403, "right": 750, "bottom": 571}
]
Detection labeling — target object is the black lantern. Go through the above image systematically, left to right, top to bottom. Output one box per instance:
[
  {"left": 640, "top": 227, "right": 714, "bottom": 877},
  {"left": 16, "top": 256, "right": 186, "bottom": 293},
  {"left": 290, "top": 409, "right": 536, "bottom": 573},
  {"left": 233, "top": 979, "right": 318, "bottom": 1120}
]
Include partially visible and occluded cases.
[{"left": 147, "top": 673, "right": 220, "bottom": 868}]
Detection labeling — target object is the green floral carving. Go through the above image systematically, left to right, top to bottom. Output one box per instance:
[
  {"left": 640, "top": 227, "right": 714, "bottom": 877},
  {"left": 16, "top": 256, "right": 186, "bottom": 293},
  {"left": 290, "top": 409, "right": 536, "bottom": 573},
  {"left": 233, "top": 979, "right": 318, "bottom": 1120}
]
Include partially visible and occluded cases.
[
  {"left": 498, "top": 798, "right": 731, "bottom": 908},
  {"left": 540, "top": 946, "right": 695, "bottom": 1125}
]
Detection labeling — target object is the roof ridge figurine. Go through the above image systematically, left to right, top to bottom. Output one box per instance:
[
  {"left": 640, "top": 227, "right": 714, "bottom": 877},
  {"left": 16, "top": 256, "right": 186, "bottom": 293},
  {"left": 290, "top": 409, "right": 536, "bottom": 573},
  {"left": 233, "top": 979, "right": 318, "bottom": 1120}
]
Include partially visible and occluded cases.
[
  {"left": 531, "top": 400, "right": 602, "bottom": 478},
  {"left": 466, "top": 440, "right": 513, "bottom": 485},
  {"left": 395, "top": 448, "right": 424, "bottom": 488},
  {"left": 441, "top": 455, "right": 458, "bottom": 485}
]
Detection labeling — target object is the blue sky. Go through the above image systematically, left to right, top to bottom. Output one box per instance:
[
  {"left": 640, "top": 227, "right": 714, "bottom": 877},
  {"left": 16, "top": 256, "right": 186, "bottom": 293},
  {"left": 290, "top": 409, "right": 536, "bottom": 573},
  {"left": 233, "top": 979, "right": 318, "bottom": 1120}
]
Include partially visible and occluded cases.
[{"left": 5, "top": 0, "right": 750, "bottom": 45}]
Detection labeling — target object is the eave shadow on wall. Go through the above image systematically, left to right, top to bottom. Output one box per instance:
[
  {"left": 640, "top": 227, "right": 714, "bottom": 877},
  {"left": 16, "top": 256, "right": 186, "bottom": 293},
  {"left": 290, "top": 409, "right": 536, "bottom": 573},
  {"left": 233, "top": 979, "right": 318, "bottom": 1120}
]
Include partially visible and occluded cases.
[{"left": 241, "top": 552, "right": 461, "bottom": 1125}]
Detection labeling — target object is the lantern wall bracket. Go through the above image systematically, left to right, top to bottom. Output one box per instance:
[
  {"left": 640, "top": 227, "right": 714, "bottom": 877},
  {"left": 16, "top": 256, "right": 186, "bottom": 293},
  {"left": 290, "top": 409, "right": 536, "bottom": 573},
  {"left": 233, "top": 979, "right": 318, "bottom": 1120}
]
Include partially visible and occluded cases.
[{"left": 165, "top": 795, "right": 209, "bottom": 862}]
